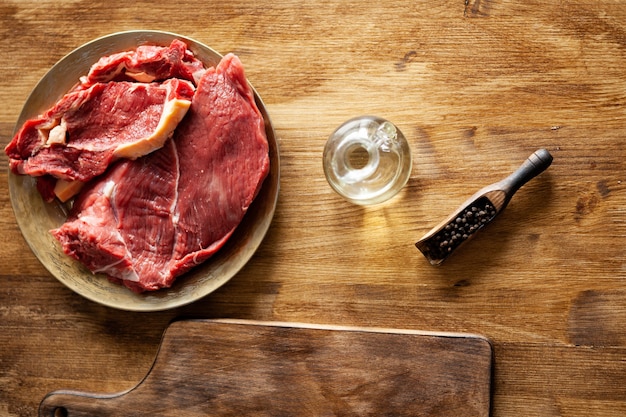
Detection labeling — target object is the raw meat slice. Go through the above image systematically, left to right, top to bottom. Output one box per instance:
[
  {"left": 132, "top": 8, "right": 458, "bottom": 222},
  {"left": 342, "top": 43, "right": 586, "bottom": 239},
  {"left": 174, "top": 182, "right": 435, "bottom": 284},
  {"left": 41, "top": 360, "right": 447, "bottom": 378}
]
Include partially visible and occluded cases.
[
  {"left": 81, "top": 39, "right": 206, "bottom": 87},
  {"left": 169, "top": 53, "right": 270, "bottom": 276},
  {"left": 51, "top": 54, "right": 270, "bottom": 292},
  {"left": 6, "top": 78, "right": 195, "bottom": 199},
  {"left": 52, "top": 141, "right": 180, "bottom": 287}
]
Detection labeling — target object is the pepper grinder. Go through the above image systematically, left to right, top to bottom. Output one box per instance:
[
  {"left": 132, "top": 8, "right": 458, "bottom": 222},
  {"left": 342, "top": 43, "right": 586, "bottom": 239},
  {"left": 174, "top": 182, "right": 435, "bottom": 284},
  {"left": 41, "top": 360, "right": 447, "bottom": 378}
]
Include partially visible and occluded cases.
[{"left": 323, "top": 116, "right": 412, "bottom": 205}]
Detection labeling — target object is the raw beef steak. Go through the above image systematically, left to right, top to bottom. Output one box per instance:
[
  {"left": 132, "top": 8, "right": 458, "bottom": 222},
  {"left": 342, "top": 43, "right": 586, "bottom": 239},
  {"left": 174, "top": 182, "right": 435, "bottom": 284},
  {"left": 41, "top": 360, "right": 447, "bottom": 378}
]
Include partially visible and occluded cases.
[
  {"left": 82, "top": 39, "right": 206, "bottom": 87},
  {"left": 51, "top": 54, "right": 270, "bottom": 292},
  {"left": 6, "top": 78, "right": 195, "bottom": 200},
  {"left": 51, "top": 141, "right": 181, "bottom": 288}
]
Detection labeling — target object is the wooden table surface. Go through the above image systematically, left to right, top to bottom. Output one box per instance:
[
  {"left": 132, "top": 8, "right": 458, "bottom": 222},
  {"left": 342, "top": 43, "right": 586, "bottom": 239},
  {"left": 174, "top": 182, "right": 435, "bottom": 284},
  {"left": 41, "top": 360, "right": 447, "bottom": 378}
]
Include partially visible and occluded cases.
[{"left": 1, "top": 1, "right": 625, "bottom": 416}]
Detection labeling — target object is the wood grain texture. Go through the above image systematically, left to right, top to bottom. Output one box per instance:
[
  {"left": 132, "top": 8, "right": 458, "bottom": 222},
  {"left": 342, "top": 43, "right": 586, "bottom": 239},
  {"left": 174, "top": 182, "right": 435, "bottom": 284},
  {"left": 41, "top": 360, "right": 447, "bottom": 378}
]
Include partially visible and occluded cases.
[
  {"left": 1, "top": 0, "right": 626, "bottom": 416},
  {"left": 38, "top": 319, "right": 493, "bottom": 416}
]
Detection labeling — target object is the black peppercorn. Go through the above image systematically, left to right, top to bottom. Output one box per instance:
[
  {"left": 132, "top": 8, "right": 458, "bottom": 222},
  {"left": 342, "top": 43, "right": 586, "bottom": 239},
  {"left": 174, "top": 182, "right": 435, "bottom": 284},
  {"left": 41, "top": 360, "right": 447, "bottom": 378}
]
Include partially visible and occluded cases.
[{"left": 423, "top": 196, "right": 497, "bottom": 260}]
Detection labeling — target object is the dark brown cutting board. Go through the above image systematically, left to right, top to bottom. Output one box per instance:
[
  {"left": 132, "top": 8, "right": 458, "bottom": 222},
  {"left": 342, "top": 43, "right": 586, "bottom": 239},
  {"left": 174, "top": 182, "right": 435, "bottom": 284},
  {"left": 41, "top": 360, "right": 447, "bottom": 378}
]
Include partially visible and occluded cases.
[{"left": 39, "top": 319, "right": 493, "bottom": 416}]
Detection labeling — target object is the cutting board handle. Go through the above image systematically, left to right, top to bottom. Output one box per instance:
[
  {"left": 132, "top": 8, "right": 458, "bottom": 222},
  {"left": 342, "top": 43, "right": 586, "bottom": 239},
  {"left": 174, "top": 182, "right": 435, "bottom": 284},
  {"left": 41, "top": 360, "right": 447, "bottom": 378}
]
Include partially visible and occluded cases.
[{"left": 40, "top": 391, "right": 126, "bottom": 416}]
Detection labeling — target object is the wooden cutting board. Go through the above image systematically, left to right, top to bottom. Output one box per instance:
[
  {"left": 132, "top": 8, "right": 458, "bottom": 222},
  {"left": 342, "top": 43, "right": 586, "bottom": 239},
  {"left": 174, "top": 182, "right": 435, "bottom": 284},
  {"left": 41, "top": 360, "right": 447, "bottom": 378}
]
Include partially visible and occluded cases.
[{"left": 39, "top": 319, "right": 493, "bottom": 416}]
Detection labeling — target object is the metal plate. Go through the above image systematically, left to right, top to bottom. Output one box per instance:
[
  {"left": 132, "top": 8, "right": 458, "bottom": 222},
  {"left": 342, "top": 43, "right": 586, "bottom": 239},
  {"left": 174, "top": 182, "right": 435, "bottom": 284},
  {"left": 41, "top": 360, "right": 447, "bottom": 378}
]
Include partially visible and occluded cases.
[{"left": 8, "top": 30, "right": 279, "bottom": 311}]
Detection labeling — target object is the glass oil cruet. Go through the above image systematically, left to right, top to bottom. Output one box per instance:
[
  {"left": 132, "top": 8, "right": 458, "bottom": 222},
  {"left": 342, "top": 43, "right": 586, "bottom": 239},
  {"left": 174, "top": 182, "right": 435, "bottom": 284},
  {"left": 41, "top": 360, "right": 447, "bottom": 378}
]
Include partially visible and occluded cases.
[{"left": 323, "top": 116, "right": 412, "bottom": 205}]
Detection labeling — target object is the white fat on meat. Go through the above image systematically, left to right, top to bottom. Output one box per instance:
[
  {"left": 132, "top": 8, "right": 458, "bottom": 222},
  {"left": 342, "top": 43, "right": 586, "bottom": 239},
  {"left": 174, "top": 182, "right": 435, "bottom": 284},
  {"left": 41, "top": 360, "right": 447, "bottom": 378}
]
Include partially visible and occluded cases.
[
  {"left": 113, "top": 80, "right": 192, "bottom": 159},
  {"left": 46, "top": 121, "right": 67, "bottom": 145}
]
